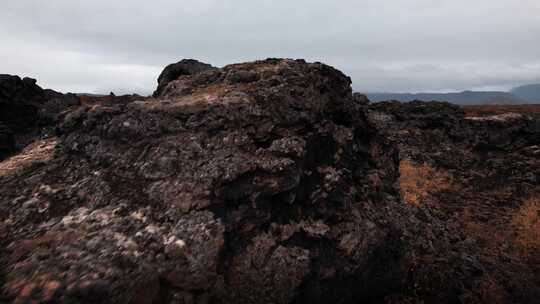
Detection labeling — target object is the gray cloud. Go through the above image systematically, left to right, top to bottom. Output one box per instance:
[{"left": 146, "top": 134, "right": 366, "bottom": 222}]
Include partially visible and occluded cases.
[{"left": 1, "top": 0, "right": 539, "bottom": 94}]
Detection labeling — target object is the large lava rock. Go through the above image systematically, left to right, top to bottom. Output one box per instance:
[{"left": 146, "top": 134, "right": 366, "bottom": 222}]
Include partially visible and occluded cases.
[
  {"left": 153, "top": 59, "right": 217, "bottom": 97},
  {"left": 1, "top": 60, "right": 486, "bottom": 303},
  {"left": 0, "top": 75, "right": 79, "bottom": 160},
  {"left": 0, "top": 75, "right": 43, "bottom": 134},
  {"left": 0, "top": 75, "right": 44, "bottom": 160}
]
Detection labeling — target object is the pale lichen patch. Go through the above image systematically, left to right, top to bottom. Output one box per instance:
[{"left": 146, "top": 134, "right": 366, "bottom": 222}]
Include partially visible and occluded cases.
[{"left": 0, "top": 138, "right": 58, "bottom": 177}]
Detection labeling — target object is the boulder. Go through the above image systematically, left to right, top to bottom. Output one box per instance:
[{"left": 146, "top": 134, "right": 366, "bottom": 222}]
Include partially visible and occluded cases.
[
  {"left": 153, "top": 59, "right": 217, "bottom": 97},
  {"left": 0, "top": 75, "right": 79, "bottom": 160}
]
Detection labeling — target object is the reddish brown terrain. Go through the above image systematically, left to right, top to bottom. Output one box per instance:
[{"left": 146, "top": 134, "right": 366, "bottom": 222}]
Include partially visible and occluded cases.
[{"left": 0, "top": 61, "right": 539, "bottom": 303}]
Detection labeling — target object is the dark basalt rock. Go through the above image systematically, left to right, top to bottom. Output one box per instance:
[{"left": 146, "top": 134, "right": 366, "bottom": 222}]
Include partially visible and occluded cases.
[
  {"left": 0, "top": 59, "right": 491, "bottom": 304},
  {"left": 153, "top": 59, "right": 218, "bottom": 97},
  {"left": 2, "top": 60, "right": 538, "bottom": 304},
  {"left": 0, "top": 74, "right": 79, "bottom": 160},
  {"left": 0, "top": 75, "right": 43, "bottom": 134},
  {"left": 0, "top": 75, "right": 44, "bottom": 160},
  {"left": 369, "top": 100, "right": 540, "bottom": 303},
  {"left": 0, "top": 122, "right": 15, "bottom": 159}
]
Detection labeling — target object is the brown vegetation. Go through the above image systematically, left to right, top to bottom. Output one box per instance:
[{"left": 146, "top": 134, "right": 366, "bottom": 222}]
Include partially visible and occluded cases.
[
  {"left": 371, "top": 100, "right": 540, "bottom": 303},
  {"left": 399, "top": 159, "right": 454, "bottom": 206},
  {"left": 511, "top": 196, "right": 540, "bottom": 259}
]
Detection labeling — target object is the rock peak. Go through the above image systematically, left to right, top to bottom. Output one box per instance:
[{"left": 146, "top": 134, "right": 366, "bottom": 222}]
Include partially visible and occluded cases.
[{"left": 153, "top": 59, "right": 217, "bottom": 97}]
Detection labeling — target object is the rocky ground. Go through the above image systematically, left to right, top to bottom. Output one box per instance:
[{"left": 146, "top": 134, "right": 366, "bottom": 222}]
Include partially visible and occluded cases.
[
  {"left": 0, "top": 60, "right": 538, "bottom": 303},
  {"left": 369, "top": 101, "right": 540, "bottom": 303}
]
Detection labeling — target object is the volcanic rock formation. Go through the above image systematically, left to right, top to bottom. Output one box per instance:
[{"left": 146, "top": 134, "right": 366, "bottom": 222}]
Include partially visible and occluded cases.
[
  {"left": 0, "top": 59, "right": 538, "bottom": 304},
  {"left": 153, "top": 59, "right": 218, "bottom": 97},
  {"left": 0, "top": 75, "right": 80, "bottom": 160},
  {"left": 0, "top": 75, "right": 150, "bottom": 162}
]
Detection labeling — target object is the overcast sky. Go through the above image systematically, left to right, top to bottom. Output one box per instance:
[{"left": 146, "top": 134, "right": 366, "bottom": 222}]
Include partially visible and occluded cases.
[{"left": 1, "top": 0, "right": 539, "bottom": 95}]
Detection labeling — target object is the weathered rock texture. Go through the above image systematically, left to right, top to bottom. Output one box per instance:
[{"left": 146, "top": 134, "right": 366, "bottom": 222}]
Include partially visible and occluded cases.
[
  {"left": 153, "top": 59, "right": 217, "bottom": 97},
  {"left": 0, "top": 60, "right": 537, "bottom": 304},
  {"left": 0, "top": 75, "right": 149, "bottom": 162},
  {"left": 369, "top": 101, "right": 540, "bottom": 303}
]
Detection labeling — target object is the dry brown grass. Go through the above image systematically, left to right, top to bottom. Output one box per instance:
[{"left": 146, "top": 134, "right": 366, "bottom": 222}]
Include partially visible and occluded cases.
[
  {"left": 399, "top": 159, "right": 454, "bottom": 205},
  {"left": 511, "top": 196, "right": 540, "bottom": 257},
  {"left": 461, "top": 206, "right": 507, "bottom": 257}
]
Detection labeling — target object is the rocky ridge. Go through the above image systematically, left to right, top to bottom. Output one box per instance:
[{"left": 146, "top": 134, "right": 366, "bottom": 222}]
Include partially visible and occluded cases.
[{"left": 0, "top": 75, "right": 147, "bottom": 161}]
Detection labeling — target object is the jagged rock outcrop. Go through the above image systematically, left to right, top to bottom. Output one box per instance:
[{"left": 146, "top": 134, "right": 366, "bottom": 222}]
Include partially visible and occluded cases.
[
  {"left": 153, "top": 59, "right": 217, "bottom": 97},
  {"left": 0, "top": 60, "right": 491, "bottom": 303},
  {"left": 0, "top": 75, "right": 79, "bottom": 160},
  {"left": 0, "top": 75, "right": 44, "bottom": 136},
  {"left": 0, "top": 75, "right": 145, "bottom": 161},
  {"left": 369, "top": 100, "right": 540, "bottom": 303}
]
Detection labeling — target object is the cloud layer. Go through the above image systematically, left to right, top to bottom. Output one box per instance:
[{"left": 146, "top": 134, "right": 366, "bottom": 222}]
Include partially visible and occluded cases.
[{"left": 1, "top": 0, "right": 539, "bottom": 94}]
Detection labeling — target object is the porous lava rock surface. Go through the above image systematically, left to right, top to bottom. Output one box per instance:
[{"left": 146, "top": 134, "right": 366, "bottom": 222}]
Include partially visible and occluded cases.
[
  {"left": 0, "top": 59, "right": 520, "bottom": 304},
  {"left": 0, "top": 75, "right": 149, "bottom": 162}
]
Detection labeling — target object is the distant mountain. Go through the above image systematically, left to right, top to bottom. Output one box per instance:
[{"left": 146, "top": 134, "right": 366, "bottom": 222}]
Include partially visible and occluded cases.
[
  {"left": 510, "top": 84, "right": 540, "bottom": 103},
  {"left": 366, "top": 91, "right": 522, "bottom": 105}
]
